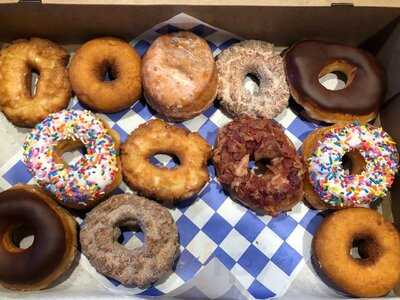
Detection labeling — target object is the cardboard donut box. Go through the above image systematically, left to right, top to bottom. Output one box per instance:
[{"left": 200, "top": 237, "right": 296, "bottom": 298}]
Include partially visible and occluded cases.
[{"left": 0, "top": 0, "right": 400, "bottom": 298}]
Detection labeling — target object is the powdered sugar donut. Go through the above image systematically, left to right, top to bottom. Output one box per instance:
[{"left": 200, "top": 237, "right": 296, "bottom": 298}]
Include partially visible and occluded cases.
[
  {"left": 216, "top": 40, "right": 289, "bottom": 118},
  {"left": 23, "top": 109, "right": 121, "bottom": 209}
]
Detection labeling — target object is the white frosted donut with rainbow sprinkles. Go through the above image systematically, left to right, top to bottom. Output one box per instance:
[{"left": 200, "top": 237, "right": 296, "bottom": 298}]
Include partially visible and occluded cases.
[
  {"left": 23, "top": 110, "right": 120, "bottom": 209},
  {"left": 308, "top": 122, "right": 398, "bottom": 207}
]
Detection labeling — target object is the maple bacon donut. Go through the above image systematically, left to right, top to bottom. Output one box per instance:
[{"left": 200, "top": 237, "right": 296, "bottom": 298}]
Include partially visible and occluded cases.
[
  {"left": 142, "top": 31, "right": 217, "bottom": 121},
  {"left": 69, "top": 37, "right": 142, "bottom": 112},
  {"left": 0, "top": 38, "right": 71, "bottom": 127},
  {"left": 217, "top": 40, "right": 289, "bottom": 118},
  {"left": 284, "top": 40, "right": 385, "bottom": 123},
  {"left": 23, "top": 110, "right": 122, "bottom": 209},
  {"left": 213, "top": 116, "right": 304, "bottom": 216},
  {"left": 121, "top": 119, "right": 211, "bottom": 204},
  {"left": 303, "top": 122, "right": 398, "bottom": 210},
  {"left": 0, "top": 185, "right": 77, "bottom": 291},
  {"left": 80, "top": 193, "right": 179, "bottom": 287},
  {"left": 313, "top": 208, "right": 400, "bottom": 297}
]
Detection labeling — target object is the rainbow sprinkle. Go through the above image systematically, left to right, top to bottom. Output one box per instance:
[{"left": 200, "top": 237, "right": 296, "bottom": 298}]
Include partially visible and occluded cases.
[
  {"left": 22, "top": 110, "right": 119, "bottom": 206},
  {"left": 308, "top": 122, "right": 399, "bottom": 207}
]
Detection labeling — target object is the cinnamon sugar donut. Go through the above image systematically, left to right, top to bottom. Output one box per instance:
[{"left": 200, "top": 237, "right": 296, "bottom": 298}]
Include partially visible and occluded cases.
[
  {"left": 142, "top": 31, "right": 217, "bottom": 121},
  {"left": 69, "top": 37, "right": 142, "bottom": 113},
  {"left": 0, "top": 38, "right": 71, "bottom": 127},
  {"left": 217, "top": 40, "right": 289, "bottom": 118},
  {"left": 213, "top": 116, "right": 304, "bottom": 216},
  {"left": 80, "top": 193, "right": 179, "bottom": 287},
  {"left": 313, "top": 208, "right": 400, "bottom": 297}
]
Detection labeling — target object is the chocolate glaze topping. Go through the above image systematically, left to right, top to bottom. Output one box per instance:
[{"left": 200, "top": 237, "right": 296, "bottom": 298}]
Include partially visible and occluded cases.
[
  {"left": 284, "top": 40, "right": 385, "bottom": 115},
  {"left": 0, "top": 189, "right": 66, "bottom": 284}
]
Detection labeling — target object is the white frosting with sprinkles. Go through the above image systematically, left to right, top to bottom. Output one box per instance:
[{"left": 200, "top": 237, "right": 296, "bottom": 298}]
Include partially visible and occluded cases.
[
  {"left": 23, "top": 110, "right": 119, "bottom": 206},
  {"left": 308, "top": 123, "right": 398, "bottom": 207}
]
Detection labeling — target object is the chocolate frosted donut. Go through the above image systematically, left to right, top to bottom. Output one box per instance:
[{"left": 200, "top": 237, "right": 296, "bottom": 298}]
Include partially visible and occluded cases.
[
  {"left": 142, "top": 31, "right": 217, "bottom": 121},
  {"left": 217, "top": 40, "right": 289, "bottom": 118},
  {"left": 284, "top": 40, "right": 385, "bottom": 123},
  {"left": 213, "top": 116, "right": 304, "bottom": 216},
  {"left": 0, "top": 185, "right": 77, "bottom": 291},
  {"left": 80, "top": 194, "right": 179, "bottom": 287}
]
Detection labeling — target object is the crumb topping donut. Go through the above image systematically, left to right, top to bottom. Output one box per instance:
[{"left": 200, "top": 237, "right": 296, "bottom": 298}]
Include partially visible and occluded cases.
[
  {"left": 142, "top": 31, "right": 217, "bottom": 121},
  {"left": 69, "top": 37, "right": 142, "bottom": 113},
  {"left": 0, "top": 38, "right": 71, "bottom": 127},
  {"left": 217, "top": 40, "right": 289, "bottom": 118},
  {"left": 284, "top": 40, "right": 385, "bottom": 123},
  {"left": 23, "top": 110, "right": 121, "bottom": 209},
  {"left": 213, "top": 116, "right": 304, "bottom": 216},
  {"left": 121, "top": 119, "right": 211, "bottom": 204},
  {"left": 306, "top": 122, "right": 398, "bottom": 208},
  {"left": 0, "top": 185, "right": 77, "bottom": 291},
  {"left": 80, "top": 193, "right": 179, "bottom": 287},
  {"left": 313, "top": 208, "right": 400, "bottom": 297}
]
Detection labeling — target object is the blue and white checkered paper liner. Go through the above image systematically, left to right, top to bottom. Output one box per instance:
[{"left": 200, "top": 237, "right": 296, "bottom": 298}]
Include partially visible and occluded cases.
[{"left": 0, "top": 13, "right": 324, "bottom": 299}]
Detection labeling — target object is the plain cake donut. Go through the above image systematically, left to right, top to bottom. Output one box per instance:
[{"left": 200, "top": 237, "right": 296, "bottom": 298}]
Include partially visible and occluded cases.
[
  {"left": 142, "top": 31, "right": 217, "bottom": 121},
  {"left": 69, "top": 37, "right": 142, "bottom": 113},
  {"left": 0, "top": 38, "right": 71, "bottom": 127},
  {"left": 217, "top": 40, "right": 289, "bottom": 118},
  {"left": 284, "top": 40, "right": 385, "bottom": 123},
  {"left": 121, "top": 119, "right": 211, "bottom": 204},
  {"left": 0, "top": 185, "right": 77, "bottom": 291},
  {"left": 80, "top": 193, "right": 179, "bottom": 287},
  {"left": 313, "top": 208, "right": 400, "bottom": 297}
]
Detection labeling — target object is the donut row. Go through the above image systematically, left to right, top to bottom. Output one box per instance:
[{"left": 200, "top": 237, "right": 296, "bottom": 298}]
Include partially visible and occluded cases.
[
  {"left": 0, "top": 32, "right": 398, "bottom": 298},
  {"left": 0, "top": 34, "right": 386, "bottom": 128}
]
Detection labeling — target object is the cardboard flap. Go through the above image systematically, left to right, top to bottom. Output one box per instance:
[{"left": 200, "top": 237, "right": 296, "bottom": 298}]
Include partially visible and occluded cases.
[{"left": 39, "top": 0, "right": 400, "bottom": 7}]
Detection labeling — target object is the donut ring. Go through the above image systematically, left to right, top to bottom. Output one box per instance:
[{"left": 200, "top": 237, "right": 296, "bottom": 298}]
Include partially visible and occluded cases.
[
  {"left": 142, "top": 31, "right": 217, "bottom": 121},
  {"left": 69, "top": 37, "right": 141, "bottom": 113},
  {"left": 0, "top": 38, "right": 71, "bottom": 127},
  {"left": 217, "top": 40, "right": 289, "bottom": 118},
  {"left": 284, "top": 40, "right": 385, "bottom": 123},
  {"left": 23, "top": 110, "right": 122, "bottom": 209},
  {"left": 213, "top": 116, "right": 304, "bottom": 216},
  {"left": 121, "top": 119, "right": 211, "bottom": 204},
  {"left": 303, "top": 122, "right": 398, "bottom": 209},
  {"left": 0, "top": 185, "right": 77, "bottom": 291},
  {"left": 80, "top": 193, "right": 179, "bottom": 287},
  {"left": 313, "top": 208, "right": 400, "bottom": 297}
]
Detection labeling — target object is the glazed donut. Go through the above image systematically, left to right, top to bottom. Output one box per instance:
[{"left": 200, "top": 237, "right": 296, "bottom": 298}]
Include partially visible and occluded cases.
[
  {"left": 142, "top": 31, "right": 217, "bottom": 121},
  {"left": 69, "top": 37, "right": 141, "bottom": 112},
  {"left": 0, "top": 38, "right": 71, "bottom": 127},
  {"left": 217, "top": 40, "right": 289, "bottom": 118},
  {"left": 284, "top": 40, "right": 385, "bottom": 123},
  {"left": 23, "top": 109, "right": 122, "bottom": 209},
  {"left": 213, "top": 116, "right": 304, "bottom": 216},
  {"left": 121, "top": 119, "right": 211, "bottom": 204},
  {"left": 303, "top": 122, "right": 398, "bottom": 210},
  {"left": 0, "top": 185, "right": 77, "bottom": 291},
  {"left": 80, "top": 193, "right": 179, "bottom": 287},
  {"left": 313, "top": 208, "right": 400, "bottom": 297}
]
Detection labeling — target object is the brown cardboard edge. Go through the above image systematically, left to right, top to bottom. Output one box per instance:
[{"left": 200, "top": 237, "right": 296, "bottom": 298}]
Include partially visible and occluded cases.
[{"left": 41, "top": 0, "right": 400, "bottom": 8}]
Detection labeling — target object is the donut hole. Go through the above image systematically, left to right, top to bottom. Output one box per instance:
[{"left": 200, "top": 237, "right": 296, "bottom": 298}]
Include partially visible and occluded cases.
[
  {"left": 100, "top": 60, "right": 118, "bottom": 82},
  {"left": 318, "top": 61, "right": 356, "bottom": 91},
  {"left": 26, "top": 66, "right": 40, "bottom": 98},
  {"left": 319, "top": 71, "right": 347, "bottom": 91},
  {"left": 244, "top": 73, "right": 261, "bottom": 95},
  {"left": 57, "top": 141, "right": 87, "bottom": 166},
  {"left": 341, "top": 150, "right": 366, "bottom": 175},
  {"left": 150, "top": 153, "right": 180, "bottom": 169},
  {"left": 248, "top": 156, "right": 272, "bottom": 176},
  {"left": 11, "top": 225, "right": 35, "bottom": 250},
  {"left": 116, "top": 225, "right": 144, "bottom": 250},
  {"left": 350, "top": 237, "right": 379, "bottom": 262}
]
